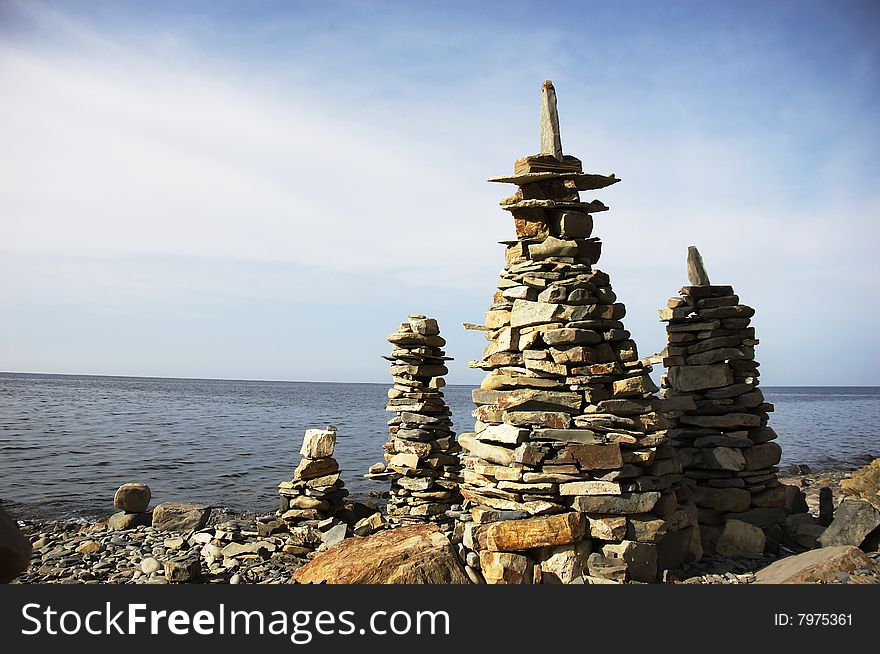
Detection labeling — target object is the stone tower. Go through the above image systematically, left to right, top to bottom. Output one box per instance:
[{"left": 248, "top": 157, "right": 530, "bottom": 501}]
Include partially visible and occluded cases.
[
  {"left": 453, "top": 81, "right": 700, "bottom": 584},
  {"left": 660, "top": 247, "right": 786, "bottom": 555},
  {"left": 368, "top": 315, "right": 463, "bottom": 528}
]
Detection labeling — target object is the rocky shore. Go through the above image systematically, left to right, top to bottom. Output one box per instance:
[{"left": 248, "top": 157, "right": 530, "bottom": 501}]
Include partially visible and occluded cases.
[{"left": 6, "top": 464, "right": 877, "bottom": 585}]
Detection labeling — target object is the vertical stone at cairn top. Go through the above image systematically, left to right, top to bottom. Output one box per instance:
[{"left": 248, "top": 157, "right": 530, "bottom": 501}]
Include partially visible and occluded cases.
[
  {"left": 454, "top": 81, "right": 701, "bottom": 584},
  {"left": 660, "top": 249, "right": 786, "bottom": 557},
  {"left": 369, "top": 315, "right": 462, "bottom": 528}
]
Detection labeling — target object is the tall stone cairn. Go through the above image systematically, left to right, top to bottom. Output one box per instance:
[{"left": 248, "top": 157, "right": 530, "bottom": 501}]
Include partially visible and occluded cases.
[
  {"left": 453, "top": 81, "right": 701, "bottom": 584},
  {"left": 659, "top": 248, "right": 785, "bottom": 555},
  {"left": 370, "top": 315, "right": 463, "bottom": 526},
  {"left": 278, "top": 426, "right": 349, "bottom": 528}
]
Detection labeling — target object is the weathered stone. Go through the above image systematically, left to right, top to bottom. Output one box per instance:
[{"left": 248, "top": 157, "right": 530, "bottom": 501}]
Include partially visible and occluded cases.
[
  {"left": 529, "top": 236, "right": 579, "bottom": 261},
  {"left": 687, "top": 246, "right": 710, "bottom": 286},
  {"left": 510, "top": 300, "right": 566, "bottom": 327},
  {"left": 542, "top": 328, "right": 602, "bottom": 346},
  {"left": 668, "top": 365, "right": 733, "bottom": 392},
  {"left": 612, "top": 375, "right": 659, "bottom": 398},
  {"left": 486, "top": 388, "right": 583, "bottom": 412},
  {"left": 502, "top": 411, "right": 570, "bottom": 429},
  {"left": 680, "top": 413, "right": 762, "bottom": 429},
  {"left": 300, "top": 427, "right": 337, "bottom": 459},
  {"left": 459, "top": 433, "right": 515, "bottom": 466},
  {"left": 567, "top": 443, "right": 623, "bottom": 470},
  {"left": 743, "top": 443, "right": 782, "bottom": 470},
  {"left": 699, "top": 447, "right": 746, "bottom": 471},
  {"left": 294, "top": 457, "right": 340, "bottom": 481},
  {"left": 840, "top": 457, "right": 880, "bottom": 511},
  {"left": 560, "top": 481, "right": 622, "bottom": 496},
  {"left": 113, "top": 482, "right": 152, "bottom": 513},
  {"left": 751, "top": 485, "right": 788, "bottom": 509},
  {"left": 692, "top": 487, "right": 751, "bottom": 512},
  {"left": 572, "top": 492, "right": 661, "bottom": 514},
  {"left": 817, "top": 499, "right": 880, "bottom": 548},
  {"left": 151, "top": 501, "right": 211, "bottom": 532},
  {"left": 0, "top": 507, "right": 32, "bottom": 583},
  {"left": 728, "top": 507, "right": 786, "bottom": 527},
  {"left": 108, "top": 511, "right": 150, "bottom": 531},
  {"left": 353, "top": 512, "right": 386, "bottom": 537},
  {"left": 474, "top": 512, "right": 585, "bottom": 551},
  {"left": 587, "top": 515, "right": 627, "bottom": 540},
  {"left": 626, "top": 515, "right": 667, "bottom": 543},
  {"left": 716, "top": 519, "right": 765, "bottom": 558},
  {"left": 321, "top": 524, "right": 348, "bottom": 548},
  {"left": 294, "top": 525, "right": 468, "bottom": 584},
  {"left": 75, "top": 540, "right": 102, "bottom": 555},
  {"left": 601, "top": 540, "right": 658, "bottom": 582},
  {"left": 537, "top": 541, "right": 591, "bottom": 584},
  {"left": 755, "top": 546, "right": 878, "bottom": 584},
  {"left": 480, "top": 551, "right": 533, "bottom": 584},
  {"left": 141, "top": 557, "right": 162, "bottom": 575},
  {"left": 164, "top": 558, "right": 201, "bottom": 583}
]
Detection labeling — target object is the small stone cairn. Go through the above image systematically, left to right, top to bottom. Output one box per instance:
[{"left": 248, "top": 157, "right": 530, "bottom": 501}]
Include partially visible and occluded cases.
[
  {"left": 452, "top": 81, "right": 701, "bottom": 584},
  {"left": 660, "top": 247, "right": 785, "bottom": 555},
  {"left": 367, "top": 315, "right": 463, "bottom": 526},
  {"left": 278, "top": 426, "right": 349, "bottom": 547}
]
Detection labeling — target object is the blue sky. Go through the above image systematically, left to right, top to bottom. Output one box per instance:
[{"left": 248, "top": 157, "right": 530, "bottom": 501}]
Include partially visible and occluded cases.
[{"left": 1, "top": 0, "right": 878, "bottom": 384}]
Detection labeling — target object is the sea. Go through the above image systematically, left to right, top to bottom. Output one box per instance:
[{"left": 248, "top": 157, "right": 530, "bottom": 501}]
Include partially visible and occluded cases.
[{"left": 1, "top": 373, "right": 878, "bottom": 521}]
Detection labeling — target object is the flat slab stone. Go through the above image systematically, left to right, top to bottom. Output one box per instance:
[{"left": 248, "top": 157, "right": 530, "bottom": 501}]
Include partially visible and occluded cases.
[
  {"left": 293, "top": 525, "right": 469, "bottom": 584},
  {"left": 754, "top": 546, "right": 878, "bottom": 584}
]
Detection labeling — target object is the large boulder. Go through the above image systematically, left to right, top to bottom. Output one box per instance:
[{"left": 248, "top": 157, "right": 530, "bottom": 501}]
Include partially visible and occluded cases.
[
  {"left": 840, "top": 458, "right": 880, "bottom": 511},
  {"left": 113, "top": 482, "right": 152, "bottom": 513},
  {"left": 818, "top": 499, "right": 880, "bottom": 548},
  {"left": 151, "top": 501, "right": 211, "bottom": 532},
  {"left": 0, "top": 507, "right": 32, "bottom": 583},
  {"left": 292, "top": 524, "right": 469, "bottom": 584},
  {"left": 755, "top": 546, "right": 877, "bottom": 584}
]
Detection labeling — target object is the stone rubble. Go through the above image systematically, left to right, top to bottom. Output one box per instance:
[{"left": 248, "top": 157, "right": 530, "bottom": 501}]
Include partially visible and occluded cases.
[
  {"left": 450, "top": 81, "right": 701, "bottom": 584},
  {"left": 659, "top": 252, "right": 793, "bottom": 555},
  {"left": 366, "top": 315, "right": 463, "bottom": 526}
]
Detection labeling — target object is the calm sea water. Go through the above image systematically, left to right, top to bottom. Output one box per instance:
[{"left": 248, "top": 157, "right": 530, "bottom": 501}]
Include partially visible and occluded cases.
[{"left": 1, "top": 373, "right": 878, "bottom": 521}]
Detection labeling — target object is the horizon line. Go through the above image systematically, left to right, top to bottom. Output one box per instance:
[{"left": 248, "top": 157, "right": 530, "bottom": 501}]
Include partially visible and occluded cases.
[{"left": 1, "top": 370, "right": 878, "bottom": 389}]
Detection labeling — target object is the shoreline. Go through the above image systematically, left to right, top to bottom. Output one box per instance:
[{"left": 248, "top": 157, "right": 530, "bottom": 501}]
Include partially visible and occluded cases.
[{"left": 9, "top": 465, "right": 879, "bottom": 585}]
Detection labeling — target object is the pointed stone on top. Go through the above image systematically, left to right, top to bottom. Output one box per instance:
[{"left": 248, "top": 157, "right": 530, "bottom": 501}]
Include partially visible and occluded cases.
[
  {"left": 539, "top": 80, "right": 563, "bottom": 160},
  {"left": 687, "top": 246, "right": 711, "bottom": 286}
]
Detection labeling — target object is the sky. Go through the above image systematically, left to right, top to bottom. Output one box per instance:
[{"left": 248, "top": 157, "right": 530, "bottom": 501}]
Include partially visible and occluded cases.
[{"left": 1, "top": 0, "right": 878, "bottom": 385}]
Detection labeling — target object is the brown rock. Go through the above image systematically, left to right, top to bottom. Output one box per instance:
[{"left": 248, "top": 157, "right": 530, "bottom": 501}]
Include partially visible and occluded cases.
[
  {"left": 567, "top": 443, "right": 623, "bottom": 470},
  {"left": 743, "top": 443, "right": 782, "bottom": 471},
  {"left": 293, "top": 457, "right": 339, "bottom": 481},
  {"left": 840, "top": 457, "right": 880, "bottom": 511},
  {"left": 113, "top": 482, "right": 152, "bottom": 513},
  {"left": 817, "top": 499, "right": 880, "bottom": 548},
  {"left": 151, "top": 501, "right": 211, "bottom": 532},
  {"left": 0, "top": 507, "right": 32, "bottom": 583},
  {"left": 108, "top": 511, "right": 150, "bottom": 530},
  {"left": 474, "top": 512, "right": 586, "bottom": 551},
  {"left": 716, "top": 519, "right": 765, "bottom": 558},
  {"left": 293, "top": 525, "right": 469, "bottom": 584},
  {"left": 75, "top": 540, "right": 103, "bottom": 555},
  {"left": 601, "top": 540, "right": 658, "bottom": 582},
  {"left": 755, "top": 546, "right": 878, "bottom": 584},
  {"left": 480, "top": 551, "right": 533, "bottom": 584}
]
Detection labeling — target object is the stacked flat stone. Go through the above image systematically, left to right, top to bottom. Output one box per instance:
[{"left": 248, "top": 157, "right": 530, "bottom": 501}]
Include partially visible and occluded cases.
[
  {"left": 453, "top": 81, "right": 701, "bottom": 584},
  {"left": 660, "top": 249, "right": 784, "bottom": 554},
  {"left": 368, "top": 315, "right": 463, "bottom": 526},
  {"left": 278, "top": 426, "right": 349, "bottom": 529}
]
